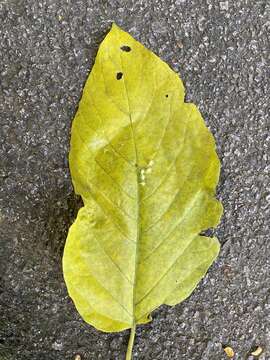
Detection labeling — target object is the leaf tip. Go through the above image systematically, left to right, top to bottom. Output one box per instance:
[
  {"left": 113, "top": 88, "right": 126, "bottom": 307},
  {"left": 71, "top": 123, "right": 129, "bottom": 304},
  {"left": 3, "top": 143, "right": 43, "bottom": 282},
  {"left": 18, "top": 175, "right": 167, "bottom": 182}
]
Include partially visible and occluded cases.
[{"left": 111, "top": 22, "right": 122, "bottom": 32}]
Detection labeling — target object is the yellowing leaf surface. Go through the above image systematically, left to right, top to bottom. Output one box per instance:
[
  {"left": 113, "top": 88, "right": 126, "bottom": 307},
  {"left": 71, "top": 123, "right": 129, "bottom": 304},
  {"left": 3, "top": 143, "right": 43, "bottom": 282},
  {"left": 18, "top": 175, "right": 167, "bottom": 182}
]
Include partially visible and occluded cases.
[{"left": 63, "top": 24, "right": 223, "bottom": 358}]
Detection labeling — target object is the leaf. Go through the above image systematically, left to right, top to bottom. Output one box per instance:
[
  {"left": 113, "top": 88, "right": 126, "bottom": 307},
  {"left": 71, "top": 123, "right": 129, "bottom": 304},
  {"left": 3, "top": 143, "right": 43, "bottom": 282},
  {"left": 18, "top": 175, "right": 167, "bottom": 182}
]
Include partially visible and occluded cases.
[
  {"left": 63, "top": 23, "right": 223, "bottom": 359},
  {"left": 223, "top": 346, "right": 235, "bottom": 358},
  {"left": 251, "top": 346, "right": 263, "bottom": 357}
]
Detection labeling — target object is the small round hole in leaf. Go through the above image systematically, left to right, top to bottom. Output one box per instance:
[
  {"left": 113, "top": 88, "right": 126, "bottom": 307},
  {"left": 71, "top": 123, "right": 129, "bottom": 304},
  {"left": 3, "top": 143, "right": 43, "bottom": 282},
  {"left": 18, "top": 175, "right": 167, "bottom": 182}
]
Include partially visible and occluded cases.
[
  {"left": 121, "top": 45, "right": 131, "bottom": 52},
  {"left": 116, "top": 72, "right": 123, "bottom": 80}
]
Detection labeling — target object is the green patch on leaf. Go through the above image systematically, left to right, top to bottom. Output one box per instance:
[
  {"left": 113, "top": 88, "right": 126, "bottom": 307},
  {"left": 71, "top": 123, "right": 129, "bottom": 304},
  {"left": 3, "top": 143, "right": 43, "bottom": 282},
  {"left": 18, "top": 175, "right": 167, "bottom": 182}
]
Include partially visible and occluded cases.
[{"left": 63, "top": 23, "right": 223, "bottom": 359}]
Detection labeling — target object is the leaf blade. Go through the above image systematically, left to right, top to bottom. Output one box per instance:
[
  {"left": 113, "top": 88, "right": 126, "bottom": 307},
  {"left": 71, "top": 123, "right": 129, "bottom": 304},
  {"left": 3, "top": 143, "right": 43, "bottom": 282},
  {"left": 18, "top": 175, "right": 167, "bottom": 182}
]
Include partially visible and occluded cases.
[{"left": 63, "top": 23, "right": 223, "bottom": 334}]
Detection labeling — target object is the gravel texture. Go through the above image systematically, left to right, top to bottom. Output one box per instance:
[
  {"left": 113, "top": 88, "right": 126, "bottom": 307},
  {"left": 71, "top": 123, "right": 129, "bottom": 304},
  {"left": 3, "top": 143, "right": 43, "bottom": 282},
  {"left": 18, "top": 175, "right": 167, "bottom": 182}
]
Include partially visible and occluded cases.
[{"left": 0, "top": 0, "right": 269, "bottom": 359}]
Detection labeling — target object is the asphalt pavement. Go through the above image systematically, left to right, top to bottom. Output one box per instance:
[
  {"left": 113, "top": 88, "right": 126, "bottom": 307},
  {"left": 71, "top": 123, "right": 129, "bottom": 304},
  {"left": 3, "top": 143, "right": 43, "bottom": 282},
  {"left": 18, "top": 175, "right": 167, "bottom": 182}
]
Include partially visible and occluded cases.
[{"left": 0, "top": 0, "right": 269, "bottom": 359}]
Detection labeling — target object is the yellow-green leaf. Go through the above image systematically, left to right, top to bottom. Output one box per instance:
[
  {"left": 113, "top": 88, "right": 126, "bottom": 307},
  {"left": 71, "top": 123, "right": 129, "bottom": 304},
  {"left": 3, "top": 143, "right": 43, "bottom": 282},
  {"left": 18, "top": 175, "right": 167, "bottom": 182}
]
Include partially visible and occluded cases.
[{"left": 63, "top": 23, "right": 223, "bottom": 359}]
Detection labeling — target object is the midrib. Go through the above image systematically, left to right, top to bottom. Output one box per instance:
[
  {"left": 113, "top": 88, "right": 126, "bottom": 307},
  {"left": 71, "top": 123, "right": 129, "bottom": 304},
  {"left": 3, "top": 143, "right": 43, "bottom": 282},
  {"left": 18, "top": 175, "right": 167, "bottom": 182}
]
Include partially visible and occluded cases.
[
  {"left": 118, "top": 44, "right": 140, "bottom": 327},
  {"left": 126, "top": 111, "right": 140, "bottom": 327}
]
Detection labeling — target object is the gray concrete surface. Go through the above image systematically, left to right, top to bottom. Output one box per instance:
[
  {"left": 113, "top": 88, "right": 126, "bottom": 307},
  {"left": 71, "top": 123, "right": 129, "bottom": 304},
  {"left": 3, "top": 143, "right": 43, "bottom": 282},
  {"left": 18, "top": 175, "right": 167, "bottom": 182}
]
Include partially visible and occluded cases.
[{"left": 0, "top": 0, "right": 269, "bottom": 359}]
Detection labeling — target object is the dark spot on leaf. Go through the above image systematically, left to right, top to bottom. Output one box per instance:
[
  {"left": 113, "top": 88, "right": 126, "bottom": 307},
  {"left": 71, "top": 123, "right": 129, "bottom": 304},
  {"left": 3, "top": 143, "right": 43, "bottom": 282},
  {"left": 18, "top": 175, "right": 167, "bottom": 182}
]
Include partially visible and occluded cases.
[
  {"left": 121, "top": 45, "right": 131, "bottom": 52},
  {"left": 116, "top": 72, "right": 123, "bottom": 80},
  {"left": 165, "top": 94, "right": 168, "bottom": 98}
]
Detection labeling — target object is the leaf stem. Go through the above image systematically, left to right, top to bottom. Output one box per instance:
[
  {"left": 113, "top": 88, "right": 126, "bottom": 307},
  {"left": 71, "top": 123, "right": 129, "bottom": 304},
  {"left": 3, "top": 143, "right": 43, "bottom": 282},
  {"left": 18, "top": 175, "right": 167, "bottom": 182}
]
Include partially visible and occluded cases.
[{"left": 125, "top": 323, "right": 136, "bottom": 360}]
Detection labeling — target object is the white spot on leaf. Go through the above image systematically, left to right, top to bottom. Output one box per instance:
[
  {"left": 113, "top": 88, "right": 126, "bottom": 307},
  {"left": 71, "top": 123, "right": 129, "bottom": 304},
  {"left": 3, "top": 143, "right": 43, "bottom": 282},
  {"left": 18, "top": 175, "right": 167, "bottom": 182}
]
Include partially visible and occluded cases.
[{"left": 90, "top": 136, "right": 107, "bottom": 150}]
